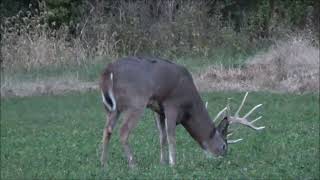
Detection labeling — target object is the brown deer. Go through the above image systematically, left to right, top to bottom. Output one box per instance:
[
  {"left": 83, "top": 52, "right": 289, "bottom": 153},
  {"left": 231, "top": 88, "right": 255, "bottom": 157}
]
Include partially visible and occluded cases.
[{"left": 99, "top": 57, "right": 264, "bottom": 167}]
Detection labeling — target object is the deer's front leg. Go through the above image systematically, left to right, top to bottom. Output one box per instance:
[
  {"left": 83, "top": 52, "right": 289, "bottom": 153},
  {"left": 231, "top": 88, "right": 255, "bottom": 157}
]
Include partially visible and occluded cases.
[
  {"left": 164, "top": 107, "right": 177, "bottom": 166},
  {"left": 101, "top": 111, "right": 119, "bottom": 167},
  {"left": 155, "top": 113, "right": 168, "bottom": 164}
]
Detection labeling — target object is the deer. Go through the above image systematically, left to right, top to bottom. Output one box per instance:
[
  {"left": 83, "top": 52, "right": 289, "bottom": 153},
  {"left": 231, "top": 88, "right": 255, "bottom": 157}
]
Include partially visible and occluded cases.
[{"left": 99, "top": 56, "right": 265, "bottom": 168}]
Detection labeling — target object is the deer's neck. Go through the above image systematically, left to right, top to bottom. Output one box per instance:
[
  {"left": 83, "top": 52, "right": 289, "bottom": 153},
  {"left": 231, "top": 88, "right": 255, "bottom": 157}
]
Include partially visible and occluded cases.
[{"left": 182, "top": 100, "right": 215, "bottom": 145}]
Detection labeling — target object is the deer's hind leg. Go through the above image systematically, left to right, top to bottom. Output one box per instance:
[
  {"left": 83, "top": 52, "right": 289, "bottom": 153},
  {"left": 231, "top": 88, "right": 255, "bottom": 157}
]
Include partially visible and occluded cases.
[
  {"left": 119, "top": 107, "right": 144, "bottom": 168},
  {"left": 100, "top": 111, "right": 120, "bottom": 167}
]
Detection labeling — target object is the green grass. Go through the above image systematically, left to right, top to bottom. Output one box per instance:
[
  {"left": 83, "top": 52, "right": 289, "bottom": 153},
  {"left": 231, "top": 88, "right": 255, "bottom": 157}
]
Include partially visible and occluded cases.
[{"left": 1, "top": 91, "right": 319, "bottom": 179}]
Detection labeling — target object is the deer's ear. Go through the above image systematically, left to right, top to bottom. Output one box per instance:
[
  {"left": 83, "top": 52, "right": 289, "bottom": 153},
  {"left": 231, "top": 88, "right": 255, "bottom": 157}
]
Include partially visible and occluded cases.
[{"left": 217, "top": 117, "right": 229, "bottom": 139}]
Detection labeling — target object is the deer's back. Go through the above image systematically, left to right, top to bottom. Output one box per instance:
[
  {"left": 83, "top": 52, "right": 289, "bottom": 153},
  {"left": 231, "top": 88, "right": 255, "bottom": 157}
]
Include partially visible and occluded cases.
[{"left": 105, "top": 57, "right": 198, "bottom": 111}]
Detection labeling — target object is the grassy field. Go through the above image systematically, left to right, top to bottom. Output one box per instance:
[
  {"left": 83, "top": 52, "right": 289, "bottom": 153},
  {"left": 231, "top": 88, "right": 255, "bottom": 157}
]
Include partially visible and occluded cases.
[{"left": 1, "top": 91, "right": 319, "bottom": 179}]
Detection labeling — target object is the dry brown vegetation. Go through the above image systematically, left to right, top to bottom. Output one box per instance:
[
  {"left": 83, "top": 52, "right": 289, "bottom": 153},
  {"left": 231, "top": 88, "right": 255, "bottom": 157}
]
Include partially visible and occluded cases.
[
  {"left": 1, "top": 25, "right": 91, "bottom": 71},
  {"left": 1, "top": 35, "right": 318, "bottom": 97},
  {"left": 196, "top": 36, "right": 319, "bottom": 93}
]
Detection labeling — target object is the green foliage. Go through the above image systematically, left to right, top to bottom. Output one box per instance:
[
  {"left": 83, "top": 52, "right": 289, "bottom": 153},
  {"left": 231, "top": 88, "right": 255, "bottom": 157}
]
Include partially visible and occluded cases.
[
  {"left": 0, "top": 0, "right": 33, "bottom": 17},
  {"left": 2, "top": 0, "right": 316, "bottom": 30},
  {"left": 44, "top": 0, "right": 83, "bottom": 28},
  {"left": 244, "top": 0, "right": 316, "bottom": 38},
  {"left": 246, "top": 0, "right": 272, "bottom": 38},
  {"left": 283, "top": 0, "right": 313, "bottom": 26},
  {"left": 1, "top": 91, "right": 319, "bottom": 179}
]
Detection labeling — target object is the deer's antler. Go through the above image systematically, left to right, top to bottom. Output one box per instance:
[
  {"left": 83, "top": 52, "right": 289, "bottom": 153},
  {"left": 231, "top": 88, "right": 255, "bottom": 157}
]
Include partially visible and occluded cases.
[
  {"left": 213, "top": 92, "right": 265, "bottom": 144},
  {"left": 228, "top": 92, "right": 265, "bottom": 130},
  {"left": 227, "top": 132, "right": 243, "bottom": 144}
]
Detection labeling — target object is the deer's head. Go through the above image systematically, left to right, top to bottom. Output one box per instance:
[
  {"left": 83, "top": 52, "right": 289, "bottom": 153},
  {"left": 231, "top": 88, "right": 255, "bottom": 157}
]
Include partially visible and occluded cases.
[
  {"left": 203, "top": 92, "right": 265, "bottom": 157},
  {"left": 201, "top": 117, "right": 229, "bottom": 156}
]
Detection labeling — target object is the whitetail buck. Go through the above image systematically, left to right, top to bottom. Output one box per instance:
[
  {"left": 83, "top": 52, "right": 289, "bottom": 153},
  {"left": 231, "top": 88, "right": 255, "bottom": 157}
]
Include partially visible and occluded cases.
[{"left": 99, "top": 57, "right": 264, "bottom": 167}]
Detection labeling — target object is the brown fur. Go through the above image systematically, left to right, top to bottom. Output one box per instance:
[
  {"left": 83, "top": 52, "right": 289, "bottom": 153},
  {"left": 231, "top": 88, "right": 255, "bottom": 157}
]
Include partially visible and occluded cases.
[{"left": 99, "top": 57, "right": 229, "bottom": 167}]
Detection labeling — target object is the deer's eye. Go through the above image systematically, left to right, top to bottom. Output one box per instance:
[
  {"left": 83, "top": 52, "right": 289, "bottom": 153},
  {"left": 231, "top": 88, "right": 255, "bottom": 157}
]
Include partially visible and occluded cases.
[{"left": 209, "top": 128, "right": 216, "bottom": 139}]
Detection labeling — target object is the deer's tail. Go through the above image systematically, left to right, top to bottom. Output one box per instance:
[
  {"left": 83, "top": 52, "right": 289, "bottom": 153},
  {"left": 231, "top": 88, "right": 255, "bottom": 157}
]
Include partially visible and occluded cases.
[{"left": 100, "top": 71, "right": 116, "bottom": 112}]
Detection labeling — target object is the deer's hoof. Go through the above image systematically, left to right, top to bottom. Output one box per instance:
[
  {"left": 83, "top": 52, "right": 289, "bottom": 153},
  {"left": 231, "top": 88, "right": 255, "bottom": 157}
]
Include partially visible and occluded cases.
[
  {"left": 100, "top": 157, "right": 107, "bottom": 168},
  {"left": 160, "top": 159, "right": 168, "bottom": 165},
  {"left": 100, "top": 161, "right": 106, "bottom": 168},
  {"left": 169, "top": 161, "right": 176, "bottom": 167},
  {"left": 128, "top": 162, "right": 136, "bottom": 169}
]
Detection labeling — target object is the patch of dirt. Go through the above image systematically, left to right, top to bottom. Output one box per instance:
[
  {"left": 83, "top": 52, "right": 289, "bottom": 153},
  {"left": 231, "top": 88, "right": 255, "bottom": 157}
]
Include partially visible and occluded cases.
[{"left": 1, "top": 79, "right": 98, "bottom": 97}]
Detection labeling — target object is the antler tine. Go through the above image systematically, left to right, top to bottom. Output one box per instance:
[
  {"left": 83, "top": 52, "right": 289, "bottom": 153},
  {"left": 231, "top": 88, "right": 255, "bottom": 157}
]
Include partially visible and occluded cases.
[
  {"left": 235, "top": 92, "right": 248, "bottom": 117},
  {"left": 226, "top": 98, "right": 232, "bottom": 118},
  {"left": 243, "top": 104, "right": 263, "bottom": 119},
  {"left": 213, "top": 106, "right": 227, "bottom": 122},
  {"left": 251, "top": 116, "right": 262, "bottom": 124},
  {"left": 230, "top": 117, "right": 265, "bottom": 130},
  {"left": 247, "top": 123, "right": 265, "bottom": 130},
  {"left": 227, "top": 132, "right": 243, "bottom": 144},
  {"left": 227, "top": 138, "right": 243, "bottom": 144}
]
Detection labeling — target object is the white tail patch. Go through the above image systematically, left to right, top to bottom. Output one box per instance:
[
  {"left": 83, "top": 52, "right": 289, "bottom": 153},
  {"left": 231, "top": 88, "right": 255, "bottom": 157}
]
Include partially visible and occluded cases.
[
  {"left": 101, "top": 73, "right": 116, "bottom": 111},
  {"left": 108, "top": 88, "right": 116, "bottom": 111},
  {"left": 101, "top": 90, "right": 112, "bottom": 111}
]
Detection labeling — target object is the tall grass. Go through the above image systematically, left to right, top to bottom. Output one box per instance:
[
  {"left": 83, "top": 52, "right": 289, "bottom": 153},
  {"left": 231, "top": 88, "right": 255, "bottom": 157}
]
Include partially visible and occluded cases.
[{"left": 1, "top": 1, "right": 273, "bottom": 72}]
